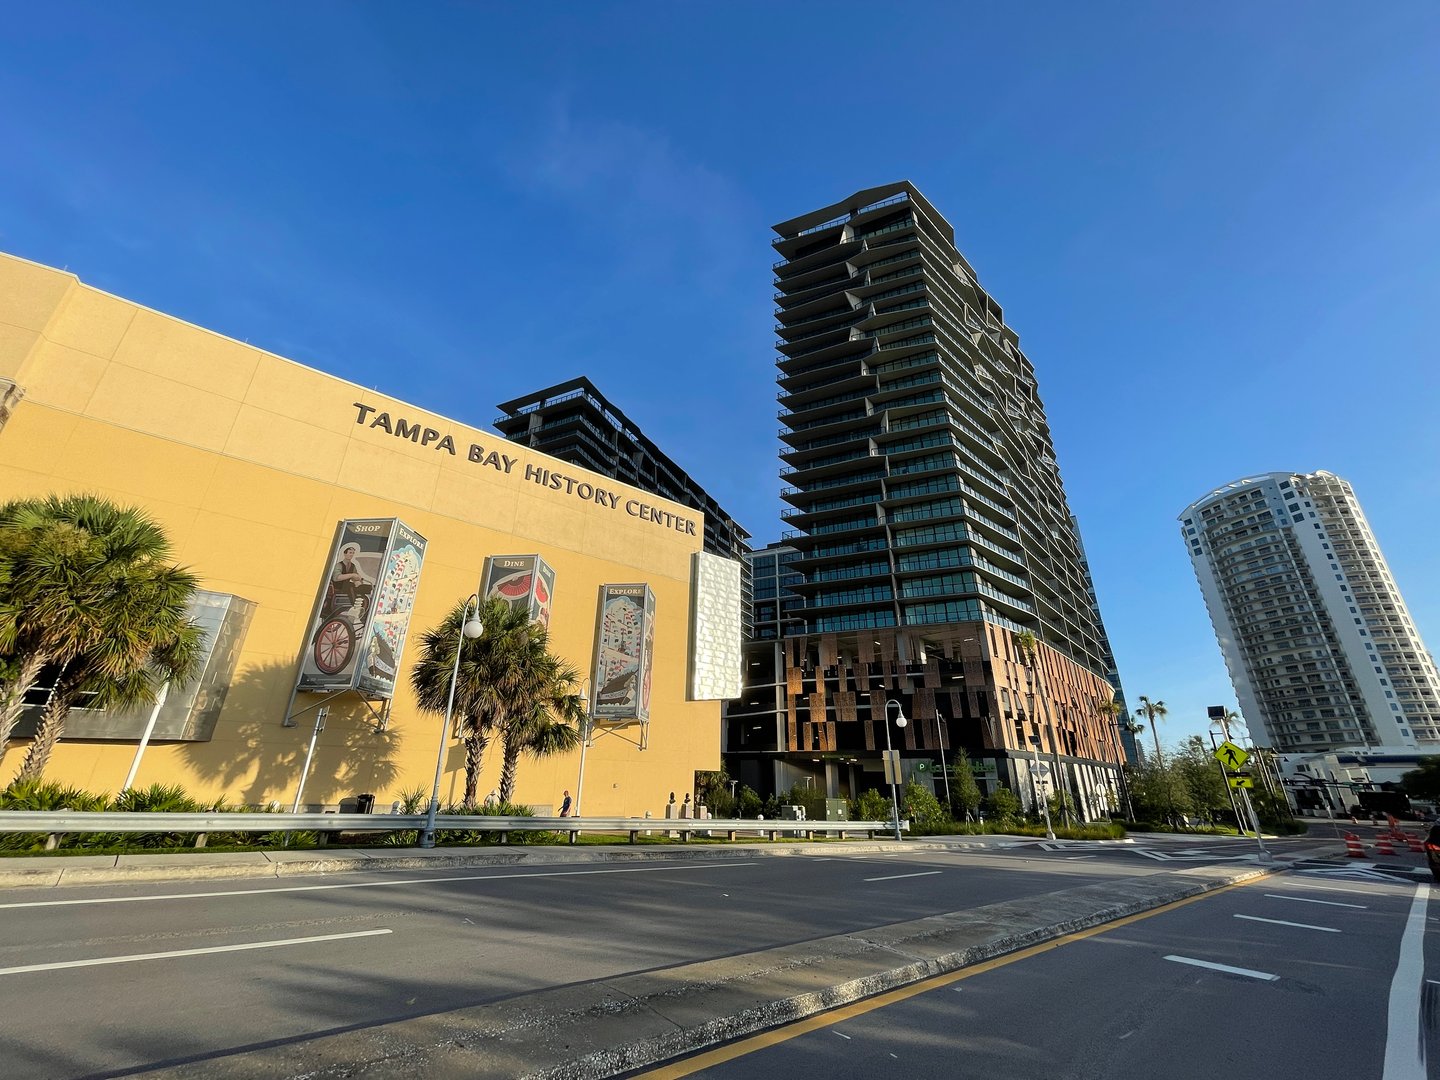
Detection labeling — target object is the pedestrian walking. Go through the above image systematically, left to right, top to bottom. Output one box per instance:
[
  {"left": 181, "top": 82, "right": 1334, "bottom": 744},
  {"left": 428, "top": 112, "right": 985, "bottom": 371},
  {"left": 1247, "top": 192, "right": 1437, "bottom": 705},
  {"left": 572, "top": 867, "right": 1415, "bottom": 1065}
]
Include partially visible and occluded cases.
[{"left": 558, "top": 790, "right": 572, "bottom": 817}]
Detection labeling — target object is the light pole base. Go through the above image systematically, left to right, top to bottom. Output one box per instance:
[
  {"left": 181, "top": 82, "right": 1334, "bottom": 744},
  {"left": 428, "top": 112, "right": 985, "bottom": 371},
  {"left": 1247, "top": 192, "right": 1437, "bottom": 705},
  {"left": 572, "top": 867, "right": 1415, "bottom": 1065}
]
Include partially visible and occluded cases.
[{"left": 419, "top": 831, "right": 436, "bottom": 849}]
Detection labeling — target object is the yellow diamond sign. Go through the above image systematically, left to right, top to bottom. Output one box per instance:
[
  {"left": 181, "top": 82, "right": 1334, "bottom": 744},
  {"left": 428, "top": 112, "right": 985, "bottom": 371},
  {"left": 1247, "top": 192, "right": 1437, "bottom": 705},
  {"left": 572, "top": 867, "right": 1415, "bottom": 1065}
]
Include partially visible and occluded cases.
[{"left": 1214, "top": 741, "right": 1249, "bottom": 771}]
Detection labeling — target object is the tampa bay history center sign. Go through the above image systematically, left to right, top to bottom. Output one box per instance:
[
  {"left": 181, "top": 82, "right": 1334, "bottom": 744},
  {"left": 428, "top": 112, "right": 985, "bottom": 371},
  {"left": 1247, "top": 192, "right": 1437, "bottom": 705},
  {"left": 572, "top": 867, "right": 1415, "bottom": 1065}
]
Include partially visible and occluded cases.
[{"left": 350, "top": 402, "right": 699, "bottom": 537}]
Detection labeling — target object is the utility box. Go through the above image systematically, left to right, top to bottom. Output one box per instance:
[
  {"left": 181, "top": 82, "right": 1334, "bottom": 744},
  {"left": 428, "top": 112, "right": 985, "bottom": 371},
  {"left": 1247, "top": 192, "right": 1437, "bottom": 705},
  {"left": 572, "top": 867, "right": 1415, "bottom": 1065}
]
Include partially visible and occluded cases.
[
  {"left": 825, "top": 798, "right": 849, "bottom": 821},
  {"left": 779, "top": 804, "right": 806, "bottom": 821}
]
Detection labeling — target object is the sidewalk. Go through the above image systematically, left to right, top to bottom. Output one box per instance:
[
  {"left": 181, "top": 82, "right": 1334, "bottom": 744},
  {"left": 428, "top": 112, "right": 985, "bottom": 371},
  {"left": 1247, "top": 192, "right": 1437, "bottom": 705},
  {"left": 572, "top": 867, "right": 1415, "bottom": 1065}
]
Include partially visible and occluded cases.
[{"left": 0, "top": 830, "right": 1345, "bottom": 892}]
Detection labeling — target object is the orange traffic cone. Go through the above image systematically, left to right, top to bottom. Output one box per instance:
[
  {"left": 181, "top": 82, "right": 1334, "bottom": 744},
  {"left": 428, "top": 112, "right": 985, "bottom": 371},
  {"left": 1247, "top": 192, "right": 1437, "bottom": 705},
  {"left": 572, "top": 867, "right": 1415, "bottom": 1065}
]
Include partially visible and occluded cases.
[
  {"left": 1344, "top": 833, "right": 1366, "bottom": 858},
  {"left": 1407, "top": 835, "right": 1424, "bottom": 853},
  {"left": 1376, "top": 836, "right": 1395, "bottom": 856}
]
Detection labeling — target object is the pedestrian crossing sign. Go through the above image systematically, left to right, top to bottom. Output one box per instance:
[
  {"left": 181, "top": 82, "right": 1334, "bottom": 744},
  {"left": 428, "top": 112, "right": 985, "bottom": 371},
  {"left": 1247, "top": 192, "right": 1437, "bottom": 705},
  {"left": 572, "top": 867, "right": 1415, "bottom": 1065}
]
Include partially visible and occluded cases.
[{"left": 1214, "top": 741, "right": 1249, "bottom": 770}]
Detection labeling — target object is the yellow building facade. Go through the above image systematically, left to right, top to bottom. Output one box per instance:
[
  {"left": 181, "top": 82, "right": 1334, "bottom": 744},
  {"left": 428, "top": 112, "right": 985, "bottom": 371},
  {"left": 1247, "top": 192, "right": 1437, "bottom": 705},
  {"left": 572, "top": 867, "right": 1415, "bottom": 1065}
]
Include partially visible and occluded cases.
[{"left": 0, "top": 253, "right": 732, "bottom": 815}]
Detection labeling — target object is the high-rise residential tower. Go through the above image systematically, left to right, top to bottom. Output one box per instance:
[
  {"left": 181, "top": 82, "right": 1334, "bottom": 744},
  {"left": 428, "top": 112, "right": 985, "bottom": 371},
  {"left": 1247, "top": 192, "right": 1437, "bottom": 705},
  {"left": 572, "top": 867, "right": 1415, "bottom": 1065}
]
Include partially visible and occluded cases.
[
  {"left": 726, "top": 182, "right": 1127, "bottom": 815},
  {"left": 1181, "top": 471, "right": 1440, "bottom": 753}
]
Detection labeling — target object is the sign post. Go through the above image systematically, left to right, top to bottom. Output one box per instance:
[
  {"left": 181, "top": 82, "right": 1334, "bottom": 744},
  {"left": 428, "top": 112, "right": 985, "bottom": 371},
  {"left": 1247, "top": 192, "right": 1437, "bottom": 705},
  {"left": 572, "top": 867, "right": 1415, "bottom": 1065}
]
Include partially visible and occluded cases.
[
  {"left": 1209, "top": 732, "right": 1246, "bottom": 835},
  {"left": 1214, "top": 743, "right": 1271, "bottom": 863}
]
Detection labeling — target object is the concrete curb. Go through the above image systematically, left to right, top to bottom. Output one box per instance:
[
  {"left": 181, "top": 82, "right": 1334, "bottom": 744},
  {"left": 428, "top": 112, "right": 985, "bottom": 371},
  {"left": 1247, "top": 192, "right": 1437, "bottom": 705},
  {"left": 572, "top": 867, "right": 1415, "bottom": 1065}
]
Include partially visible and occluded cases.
[
  {"left": 0, "top": 838, "right": 1009, "bottom": 890},
  {"left": 141, "top": 860, "right": 1278, "bottom": 1079}
]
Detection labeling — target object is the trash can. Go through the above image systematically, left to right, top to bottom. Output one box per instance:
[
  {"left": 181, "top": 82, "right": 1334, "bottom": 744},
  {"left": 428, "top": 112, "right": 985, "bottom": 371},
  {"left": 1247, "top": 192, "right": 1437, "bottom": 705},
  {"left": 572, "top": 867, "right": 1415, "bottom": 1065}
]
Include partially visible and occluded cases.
[{"left": 356, "top": 793, "right": 375, "bottom": 814}]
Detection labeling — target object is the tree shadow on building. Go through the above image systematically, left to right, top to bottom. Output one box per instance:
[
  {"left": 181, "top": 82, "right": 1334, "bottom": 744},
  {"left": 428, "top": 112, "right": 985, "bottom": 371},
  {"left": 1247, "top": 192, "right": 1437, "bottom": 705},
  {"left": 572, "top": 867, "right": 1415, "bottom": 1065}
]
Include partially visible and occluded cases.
[{"left": 178, "top": 659, "right": 403, "bottom": 808}]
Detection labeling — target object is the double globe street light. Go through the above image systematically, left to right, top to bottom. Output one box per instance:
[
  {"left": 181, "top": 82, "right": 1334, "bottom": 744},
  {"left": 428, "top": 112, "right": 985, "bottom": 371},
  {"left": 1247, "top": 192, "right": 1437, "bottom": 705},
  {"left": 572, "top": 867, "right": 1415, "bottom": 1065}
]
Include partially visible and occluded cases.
[{"left": 421, "top": 595, "right": 485, "bottom": 849}]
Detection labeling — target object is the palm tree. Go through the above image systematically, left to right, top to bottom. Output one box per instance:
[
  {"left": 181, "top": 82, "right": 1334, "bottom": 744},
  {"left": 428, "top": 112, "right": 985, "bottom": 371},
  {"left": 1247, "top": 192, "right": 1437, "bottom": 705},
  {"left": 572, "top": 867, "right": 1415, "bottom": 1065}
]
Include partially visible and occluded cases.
[
  {"left": 5, "top": 495, "right": 204, "bottom": 782},
  {"left": 0, "top": 498, "right": 105, "bottom": 760},
  {"left": 410, "top": 598, "right": 583, "bottom": 808},
  {"left": 412, "top": 598, "right": 529, "bottom": 807},
  {"left": 495, "top": 662, "right": 585, "bottom": 803},
  {"left": 1134, "top": 695, "right": 1168, "bottom": 767},
  {"left": 1095, "top": 697, "right": 1132, "bottom": 819},
  {"left": 1211, "top": 707, "right": 1242, "bottom": 743},
  {"left": 1127, "top": 720, "right": 1145, "bottom": 762}
]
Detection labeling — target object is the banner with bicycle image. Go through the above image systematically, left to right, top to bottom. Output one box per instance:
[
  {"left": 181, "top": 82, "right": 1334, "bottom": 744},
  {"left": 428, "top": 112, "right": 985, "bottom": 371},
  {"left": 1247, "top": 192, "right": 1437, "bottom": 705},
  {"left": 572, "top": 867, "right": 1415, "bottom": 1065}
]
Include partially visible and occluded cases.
[{"left": 295, "top": 518, "right": 428, "bottom": 697}]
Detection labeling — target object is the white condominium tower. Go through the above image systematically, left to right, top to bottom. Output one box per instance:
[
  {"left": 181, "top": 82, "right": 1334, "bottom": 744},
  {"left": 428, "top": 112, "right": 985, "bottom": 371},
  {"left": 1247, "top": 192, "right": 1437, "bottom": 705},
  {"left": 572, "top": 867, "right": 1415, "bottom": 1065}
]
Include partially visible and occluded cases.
[{"left": 1180, "top": 471, "right": 1440, "bottom": 752}]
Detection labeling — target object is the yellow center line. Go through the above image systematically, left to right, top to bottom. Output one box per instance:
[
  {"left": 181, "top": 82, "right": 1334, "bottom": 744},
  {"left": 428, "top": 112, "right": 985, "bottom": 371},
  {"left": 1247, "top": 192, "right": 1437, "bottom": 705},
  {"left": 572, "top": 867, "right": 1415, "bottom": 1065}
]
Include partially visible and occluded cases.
[{"left": 633, "top": 877, "right": 1258, "bottom": 1078}]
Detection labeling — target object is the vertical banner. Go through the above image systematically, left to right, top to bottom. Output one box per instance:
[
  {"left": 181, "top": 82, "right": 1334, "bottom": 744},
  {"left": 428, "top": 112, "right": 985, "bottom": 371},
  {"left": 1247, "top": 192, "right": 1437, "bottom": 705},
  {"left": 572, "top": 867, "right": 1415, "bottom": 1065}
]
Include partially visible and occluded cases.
[
  {"left": 298, "top": 519, "right": 427, "bottom": 694},
  {"left": 356, "top": 520, "right": 427, "bottom": 697},
  {"left": 480, "top": 555, "right": 557, "bottom": 629},
  {"left": 593, "top": 584, "right": 656, "bottom": 722}
]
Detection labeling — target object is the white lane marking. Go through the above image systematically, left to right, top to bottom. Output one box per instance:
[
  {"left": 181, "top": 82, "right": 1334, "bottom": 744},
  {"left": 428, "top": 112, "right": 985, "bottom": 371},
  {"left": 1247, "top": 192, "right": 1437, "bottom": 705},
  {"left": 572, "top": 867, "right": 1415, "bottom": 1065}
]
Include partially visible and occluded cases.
[
  {"left": 1066, "top": 855, "right": 1098, "bottom": 860},
  {"left": 0, "top": 861, "right": 760, "bottom": 910},
  {"left": 1299, "top": 868, "right": 1413, "bottom": 883},
  {"left": 864, "top": 870, "right": 943, "bottom": 883},
  {"left": 1287, "top": 880, "right": 1387, "bottom": 896},
  {"left": 1382, "top": 883, "right": 1429, "bottom": 1080},
  {"left": 1263, "top": 893, "right": 1367, "bottom": 909},
  {"left": 1234, "top": 914, "right": 1340, "bottom": 933},
  {"left": 0, "top": 928, "right": 391, "bottom": 976},
  {"left": 1163, "top": 955, "right": 1279, "bottom": 981},
  {"left": 1119, "top": 1030, "right": 1135, "bottom": 1040},
  {"left": 834, "top": 1032, "right": 851, "bottom": 1040}
]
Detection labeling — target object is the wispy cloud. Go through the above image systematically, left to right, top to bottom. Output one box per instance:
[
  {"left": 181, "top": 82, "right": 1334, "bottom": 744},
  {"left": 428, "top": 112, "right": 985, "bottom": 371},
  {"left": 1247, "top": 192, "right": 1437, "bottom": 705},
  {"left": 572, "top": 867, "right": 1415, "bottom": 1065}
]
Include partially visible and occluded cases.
[{"left": 504, "top": 95, "right": 756, "bottom": 296}]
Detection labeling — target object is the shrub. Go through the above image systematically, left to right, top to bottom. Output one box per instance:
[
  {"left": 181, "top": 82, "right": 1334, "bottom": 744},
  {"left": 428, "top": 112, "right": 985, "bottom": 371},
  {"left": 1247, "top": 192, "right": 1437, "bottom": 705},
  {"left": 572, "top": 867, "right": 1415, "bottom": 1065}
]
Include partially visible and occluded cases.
[
  {"left": 0, "top": 779, "right": 109, "bottom": 813},
  {"left": 902, "top": 781, "right": 951, "bottom": 834},
  {"left": 785, "top": 782, "right": 826, "bottom": 822},
  {"left": 109, "top": 784, "right": 205, "bottom": 813},
  {"left": 736, "top": 785, "right": 763, "bottom": 818},
  {"left": 984, "top": 787, "right": 1022, "bottom": 822},
  {"left": 852, "top": 788, "right": 891, "bottom": 823}
]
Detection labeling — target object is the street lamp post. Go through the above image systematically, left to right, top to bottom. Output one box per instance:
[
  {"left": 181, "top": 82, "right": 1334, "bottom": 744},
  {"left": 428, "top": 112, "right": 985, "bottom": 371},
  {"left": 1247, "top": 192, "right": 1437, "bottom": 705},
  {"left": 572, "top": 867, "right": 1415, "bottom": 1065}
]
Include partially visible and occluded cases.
[
  {"left": 421, "top": 596, "right": 484, "bottom": 849},
  {"left": 573, "top": 679, "right": 592, "bottom": 817},
  {"left": 883, "top": 699, "right": 909, "bottom": 842},
  {"left": 935, "top": 710, "right": 953, "bottom": 811},
  {"left": 1107, "top": 719, "right": 1136, "bottom": 821},
  {"left": 1029, "top": 733, "right": 1056, "bottom": 841}
]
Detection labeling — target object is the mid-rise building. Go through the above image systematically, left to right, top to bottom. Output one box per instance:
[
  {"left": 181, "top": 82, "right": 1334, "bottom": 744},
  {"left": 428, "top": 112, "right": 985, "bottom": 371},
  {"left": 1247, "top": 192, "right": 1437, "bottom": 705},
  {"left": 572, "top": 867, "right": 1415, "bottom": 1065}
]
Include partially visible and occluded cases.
[
  {"left": 724, "top": 182, "right": 1128, "bottom": 817},
  {"left": 495, "top": 377, "right": 750, "bottom": 564},
  {"left": 1181, "top": 471, "right": 1440, "bottom": 753},
  {"left": 747, "top": 542, "right": 804, "bottom": 640}
]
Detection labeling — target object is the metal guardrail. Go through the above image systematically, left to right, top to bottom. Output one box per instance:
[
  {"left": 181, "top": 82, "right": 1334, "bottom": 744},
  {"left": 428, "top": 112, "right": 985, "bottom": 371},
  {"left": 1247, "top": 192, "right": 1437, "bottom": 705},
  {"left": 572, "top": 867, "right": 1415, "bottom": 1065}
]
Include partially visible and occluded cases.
[{"left": 0, "top": 812, "right": 902, "bottom": 848}]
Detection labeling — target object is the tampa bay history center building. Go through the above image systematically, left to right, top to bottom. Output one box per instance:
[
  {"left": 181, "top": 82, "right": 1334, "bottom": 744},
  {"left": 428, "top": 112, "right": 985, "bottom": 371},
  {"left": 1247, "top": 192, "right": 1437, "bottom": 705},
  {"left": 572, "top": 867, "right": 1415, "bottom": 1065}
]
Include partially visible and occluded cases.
[{"left": 0, "top": 252, "right": 743, "bottom": 814}]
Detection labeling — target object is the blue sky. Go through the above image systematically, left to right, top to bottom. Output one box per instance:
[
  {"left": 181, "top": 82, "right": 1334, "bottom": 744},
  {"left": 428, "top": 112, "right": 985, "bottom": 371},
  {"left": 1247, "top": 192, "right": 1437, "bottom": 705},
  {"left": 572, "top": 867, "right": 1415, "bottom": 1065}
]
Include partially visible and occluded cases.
[{"left": 3, "top": 3, "right": 1437, "bottom": 752}]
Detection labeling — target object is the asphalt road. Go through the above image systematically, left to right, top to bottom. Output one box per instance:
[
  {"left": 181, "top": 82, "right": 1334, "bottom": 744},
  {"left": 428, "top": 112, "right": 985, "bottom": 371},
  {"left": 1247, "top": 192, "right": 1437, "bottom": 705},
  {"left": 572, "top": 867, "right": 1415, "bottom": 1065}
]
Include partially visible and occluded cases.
[
  {"left": 0, "top": 837, "right": 1336, "bottom": 1078},
  {"left": 643, "top": 869, "right": 1435, "bottom": 1080}
]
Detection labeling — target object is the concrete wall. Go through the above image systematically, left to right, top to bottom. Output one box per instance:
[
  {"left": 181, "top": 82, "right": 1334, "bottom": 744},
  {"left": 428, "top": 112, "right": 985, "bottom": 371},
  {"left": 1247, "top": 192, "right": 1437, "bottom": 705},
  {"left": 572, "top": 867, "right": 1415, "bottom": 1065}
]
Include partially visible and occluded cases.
[{"left": 0, "top": 253, "right": 721, "bottom": 813}]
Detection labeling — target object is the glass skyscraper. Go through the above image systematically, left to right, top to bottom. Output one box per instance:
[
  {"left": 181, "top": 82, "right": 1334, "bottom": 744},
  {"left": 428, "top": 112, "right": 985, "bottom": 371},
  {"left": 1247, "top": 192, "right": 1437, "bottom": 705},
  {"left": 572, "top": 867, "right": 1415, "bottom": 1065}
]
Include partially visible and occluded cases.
[{"left": 725, "top": 182, "right": 1129, "bottom": 816}]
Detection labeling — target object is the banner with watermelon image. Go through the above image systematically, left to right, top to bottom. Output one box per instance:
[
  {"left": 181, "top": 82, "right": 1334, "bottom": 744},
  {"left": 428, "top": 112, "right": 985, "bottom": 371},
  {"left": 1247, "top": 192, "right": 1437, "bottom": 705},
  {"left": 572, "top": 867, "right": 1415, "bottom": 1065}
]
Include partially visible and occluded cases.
[
  {"left": 480, "top": 555, "right": 556, "bottom": 629},
  {"left": 592, "top": 584, "right": 656, "bottom": 722}
]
